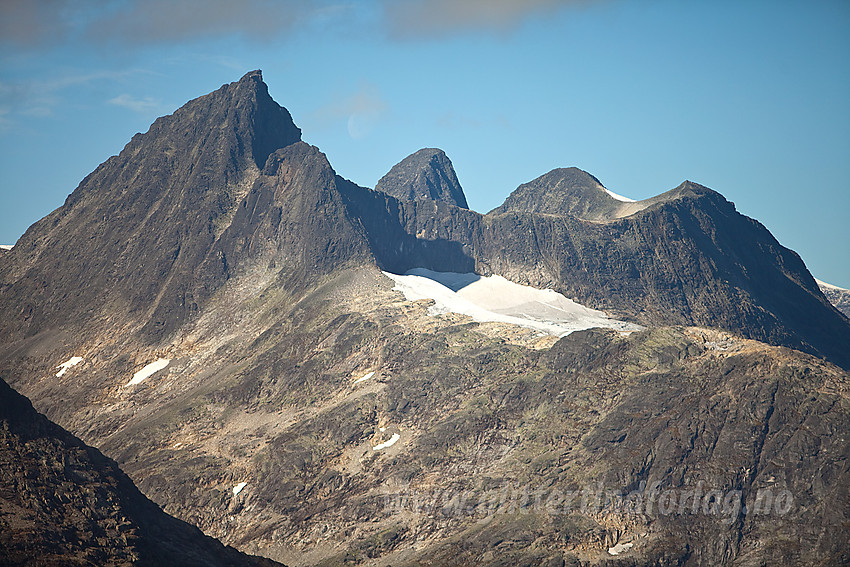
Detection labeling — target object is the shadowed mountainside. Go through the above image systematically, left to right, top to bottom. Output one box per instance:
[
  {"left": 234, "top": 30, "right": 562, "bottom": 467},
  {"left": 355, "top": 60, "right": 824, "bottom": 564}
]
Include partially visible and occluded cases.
[
  {"left": 0, "top": 70, "right": 301, "bottom": 344},
  {"left": 0, "top": 377, "right": 282, "bottom": 567}
]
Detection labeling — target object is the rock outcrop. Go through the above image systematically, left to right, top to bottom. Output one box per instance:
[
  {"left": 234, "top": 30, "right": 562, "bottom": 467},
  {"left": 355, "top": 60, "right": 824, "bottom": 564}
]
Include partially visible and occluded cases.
[{"left": 0, "top": 70, "right": 301, "bottom": 343}]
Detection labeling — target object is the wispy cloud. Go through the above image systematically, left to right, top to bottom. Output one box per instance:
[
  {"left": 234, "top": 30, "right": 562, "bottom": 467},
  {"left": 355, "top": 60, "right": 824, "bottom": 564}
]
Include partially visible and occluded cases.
[
  {"left": 0, "top": 0, "right": 338, "bottom": 48},
  {"left": 380, "top": 0, "right": 592, "bottom": 39},
  {"left": 1, "top": 1, "right": 597, "bottom": 50},
  {"left": 0, "top": 70, "right": 143, "bottom": 127},
  {"left": 107, "top": 94, "right": 162, "bottom": 114}
]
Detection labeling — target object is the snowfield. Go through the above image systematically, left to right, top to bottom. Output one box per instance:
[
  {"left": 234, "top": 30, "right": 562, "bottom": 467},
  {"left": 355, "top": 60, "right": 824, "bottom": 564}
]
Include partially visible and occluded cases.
[
  {"left": 0, "top": 245, "right": 13, "bottom": 251},
  {"left": 384, "top": 268, "right": 641, "bottom": 337},
  {"left": 56, "top": 356, "right": 83, "bottom": 377},
  {"left": 125, "top": 358, "right": 170, "bottom": 387},
  {"left": 353, "top": 371, "right": 375, "bottom": 384},
  {"left": 373, "top": 433, "right": 401, "bottom": 451},
  {"left": 232, "top": 482, "right": 248, "bottom": 495},
  {"left": 608, "top": 542, "right": 634, "bottom": 555}
]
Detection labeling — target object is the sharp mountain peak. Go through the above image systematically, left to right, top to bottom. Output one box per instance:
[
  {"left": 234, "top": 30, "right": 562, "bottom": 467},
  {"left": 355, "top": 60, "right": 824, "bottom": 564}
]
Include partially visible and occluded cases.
[{"left": 375, "top": 147, "right": 469, "bottom": 209}]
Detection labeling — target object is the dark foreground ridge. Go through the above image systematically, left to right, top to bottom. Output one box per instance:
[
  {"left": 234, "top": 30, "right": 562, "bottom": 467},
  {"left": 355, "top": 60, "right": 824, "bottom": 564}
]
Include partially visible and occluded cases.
[{"left": 0, "top": 377, "right": 282, "bottom": 566}]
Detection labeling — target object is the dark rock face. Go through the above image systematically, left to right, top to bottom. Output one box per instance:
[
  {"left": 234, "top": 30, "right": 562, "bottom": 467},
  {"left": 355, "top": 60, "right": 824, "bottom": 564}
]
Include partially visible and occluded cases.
[
  {"left": 0, "top": 70, "right": 300, "bottom": 344},
  {"left": 206, "top": 141, "right": 376, "bottom": 294},
  {"left": 375, "top": 148, "right": 469, "bottom": 208},
  {"left": 0, "top": 377, "right": 281, "bottom": 567}
]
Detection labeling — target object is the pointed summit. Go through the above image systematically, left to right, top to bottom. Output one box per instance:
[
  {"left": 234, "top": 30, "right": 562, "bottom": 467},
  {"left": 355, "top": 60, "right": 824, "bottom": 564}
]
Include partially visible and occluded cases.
[
  {"left": 0, "top": 70, "right": 303, "bottom": 342},
  {"left": 228, "top": 70, "right": 302, "bottom": 169},
  {"left": 376, "top": 148, "right": 469, "bottom": 208}
]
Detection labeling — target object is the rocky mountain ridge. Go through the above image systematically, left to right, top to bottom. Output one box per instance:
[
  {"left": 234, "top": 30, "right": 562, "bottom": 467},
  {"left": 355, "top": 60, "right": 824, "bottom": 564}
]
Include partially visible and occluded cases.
[{"left": 0, "top": 70, "right": 848, "bottom": 566}]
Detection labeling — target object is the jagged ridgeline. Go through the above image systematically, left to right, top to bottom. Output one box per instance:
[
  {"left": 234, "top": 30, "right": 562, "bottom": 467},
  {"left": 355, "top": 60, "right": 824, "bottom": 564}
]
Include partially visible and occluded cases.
[
  {"left": 0, "top": 71, "right": 848, "bottom": 566},
  {"left": 1, "top": 71, "right": 847, "bottom": 367}
]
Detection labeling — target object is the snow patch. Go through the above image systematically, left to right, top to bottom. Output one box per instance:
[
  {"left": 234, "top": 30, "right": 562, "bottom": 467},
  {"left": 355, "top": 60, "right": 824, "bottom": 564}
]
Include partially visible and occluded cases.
[
  {"left": 604, "top": 188, "right": 637, "bottom": 202},
  {"left": 0, "top": 245, "right": 12, "bottom": 251},
  {"left": 384, "top": 268, "right": 641, "bottom": 337},
  {"left": 815, "top": 278, "right": 846, "bottom": 291},
  {"left": 56, "top": 356, "right": 83, "bottom": 377},
  {"left": 125, "top": 358, "right": 170, "bottom": 387},
  {"left": 353, "top": 371, "right": 375, "bottom": 384},
  {"left": 373, "top": 433, "right": 401, "bottom": 451},
  {"left": 232, "top": 482, "right": 248, "bottom": 496},
  {"left": 608, "top": 542, "right": 633, "bottom": 555}
]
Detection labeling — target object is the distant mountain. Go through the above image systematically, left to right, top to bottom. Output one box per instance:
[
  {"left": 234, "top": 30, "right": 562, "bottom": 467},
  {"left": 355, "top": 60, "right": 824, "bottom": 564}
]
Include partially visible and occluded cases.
[
  {"left": 1, "top": 70, "right": 849, "bottom": 566},
  {"left": 375, "top": 148, "right": 468, "bottom": 208},
  {"left": 360, "top": 174, "right": 850, "bottom": 369},
  {"left": 817, "top": 279, "right": 850, "bottom": 318},
  {"left": 0, "top": 377, "right": 281, "bottom": 566}
]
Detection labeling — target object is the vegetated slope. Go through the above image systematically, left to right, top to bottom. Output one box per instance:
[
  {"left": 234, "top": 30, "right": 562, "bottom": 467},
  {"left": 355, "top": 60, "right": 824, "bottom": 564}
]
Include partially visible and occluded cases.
[
  {"left": 7, "top": 262, "right": 846, "bottom": 566},
  {"left": 0, "top": 377, "right": 282, "bottom": 567}
]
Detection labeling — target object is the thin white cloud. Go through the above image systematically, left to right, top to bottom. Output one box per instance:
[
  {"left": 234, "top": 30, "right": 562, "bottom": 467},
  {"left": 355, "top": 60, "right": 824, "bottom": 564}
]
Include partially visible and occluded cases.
[
  {"left": 380, "top": 0, "right": 593, "bottom": 39},
  {"left": 1, "top": 1, "right": 599, "bottom": 50},
  {"left": 0, "top": 70, "right": 146, "bottom": 127},
  {"left": 107, "top": 94, "right": 162, "bottom": 114}
]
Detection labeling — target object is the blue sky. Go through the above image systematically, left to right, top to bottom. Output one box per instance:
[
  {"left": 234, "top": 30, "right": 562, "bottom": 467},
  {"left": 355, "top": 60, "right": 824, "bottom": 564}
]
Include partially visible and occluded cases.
[{"left": 1, "top": 0, "right": 848, "bottom": 286}]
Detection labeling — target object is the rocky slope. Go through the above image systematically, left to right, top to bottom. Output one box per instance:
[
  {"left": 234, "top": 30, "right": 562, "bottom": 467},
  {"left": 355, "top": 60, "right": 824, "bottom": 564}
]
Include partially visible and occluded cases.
[
  {"left": 0, "top": 70, "right": 848, "bottom": 566},
  {"left": 375, "top": 148, "right": 468, "bottom": 208},
  {"left": 0, "top": 377, "right": 281, "bottom": 566}
]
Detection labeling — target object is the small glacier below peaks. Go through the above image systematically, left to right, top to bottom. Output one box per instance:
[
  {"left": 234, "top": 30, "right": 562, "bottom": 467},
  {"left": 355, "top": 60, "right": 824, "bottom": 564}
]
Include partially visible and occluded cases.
[{"left": 384, "top": 268, "right": 641, "bottom": 337}]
